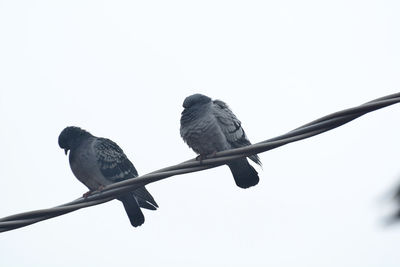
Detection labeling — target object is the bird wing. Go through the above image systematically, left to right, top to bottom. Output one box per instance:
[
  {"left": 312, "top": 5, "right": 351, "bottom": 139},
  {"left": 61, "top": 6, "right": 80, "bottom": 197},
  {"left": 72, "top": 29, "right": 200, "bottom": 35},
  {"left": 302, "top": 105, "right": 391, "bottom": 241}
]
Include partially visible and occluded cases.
[
  {"left": 212, "top": 100, "right": 261, "bottom": 166},
  {"left": 94, "top": 137, "right": 138, "bottom": 183},
  {"left": 93, "top": 138, "right": 158, "bottom": 209},
  {"left": 93, "top": 138, "right": 158, "bottom": 210}
]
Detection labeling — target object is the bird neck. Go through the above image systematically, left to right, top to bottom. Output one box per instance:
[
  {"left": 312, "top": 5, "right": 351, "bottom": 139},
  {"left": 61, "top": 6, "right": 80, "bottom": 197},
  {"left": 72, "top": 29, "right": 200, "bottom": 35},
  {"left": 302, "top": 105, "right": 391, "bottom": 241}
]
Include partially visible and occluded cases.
[
  {"left": 181, "top": 103, "right": 210, "bottom": 124},
  {"left": 70, "top": 131, "right": 93, "bottom": 150}
]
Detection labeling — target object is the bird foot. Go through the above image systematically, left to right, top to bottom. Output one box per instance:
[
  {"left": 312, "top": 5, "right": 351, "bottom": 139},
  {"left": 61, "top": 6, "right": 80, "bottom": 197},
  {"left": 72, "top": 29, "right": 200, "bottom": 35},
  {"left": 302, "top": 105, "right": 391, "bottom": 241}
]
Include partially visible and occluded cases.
[
  {"left": 208, "top": 151, "right": 217, "bottom": 158},
  {"left": 196, "top": 152, "right": 217, "bottom": 163},
  {"left": 196, "top": 154, "right": 205, "bottom": 161},
  {"left": 97, "top": 185, "right": 105, "bottom": 191},
  {"left": 82, "top": 186, "right": 105, "bottom": 198},
  {"left": 82, "top": 191, "right": 93, "bottom": 198}
]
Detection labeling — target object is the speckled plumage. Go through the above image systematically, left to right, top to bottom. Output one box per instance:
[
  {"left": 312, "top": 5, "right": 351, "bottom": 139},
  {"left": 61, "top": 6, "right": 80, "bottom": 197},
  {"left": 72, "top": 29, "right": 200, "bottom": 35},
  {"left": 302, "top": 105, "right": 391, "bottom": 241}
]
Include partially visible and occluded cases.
[
  {"left": 180, "top": 94, "right": 262, "bottom": 188},
  {"left": 58, "top": 126, "right": 158, "bottom": 227}
]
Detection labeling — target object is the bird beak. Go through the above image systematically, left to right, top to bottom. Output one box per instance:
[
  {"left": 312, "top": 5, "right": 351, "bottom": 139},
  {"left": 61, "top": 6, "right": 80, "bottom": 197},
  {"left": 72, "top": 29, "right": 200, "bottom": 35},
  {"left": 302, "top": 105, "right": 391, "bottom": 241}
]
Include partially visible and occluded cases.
[{"left": 64, "top": 149, "right": 68, "bottom": 155}]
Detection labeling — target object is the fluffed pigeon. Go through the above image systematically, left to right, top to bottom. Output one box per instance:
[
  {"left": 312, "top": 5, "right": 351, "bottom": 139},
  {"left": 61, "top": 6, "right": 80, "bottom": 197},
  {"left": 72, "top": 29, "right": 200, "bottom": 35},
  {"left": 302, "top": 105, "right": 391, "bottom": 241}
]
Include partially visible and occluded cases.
[
  {"left": 180, "top": 93, "right": 262, "bottom": 189},
  {"left": 58, "top": 126, "right": 158, "bottom": 227}
]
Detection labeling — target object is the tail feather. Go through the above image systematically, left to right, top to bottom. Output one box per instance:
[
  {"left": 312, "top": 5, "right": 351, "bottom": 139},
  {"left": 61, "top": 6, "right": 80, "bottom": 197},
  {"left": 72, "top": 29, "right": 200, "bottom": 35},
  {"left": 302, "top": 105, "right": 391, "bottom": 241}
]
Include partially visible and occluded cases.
[
  {"left": 249, "top": 154, "right": 262, "bottom": 167},
  {"left": 228, "top": 158, "right": 259, "bottom": 189},
  {"left": 134, "top": 187, "right": 159, "bottom": 210},
  {"left": 118, "top": 194, "right": 145, "bottom": 227},
  {"left": 136, "top": 198, "right": 157, "bottom": 210}
]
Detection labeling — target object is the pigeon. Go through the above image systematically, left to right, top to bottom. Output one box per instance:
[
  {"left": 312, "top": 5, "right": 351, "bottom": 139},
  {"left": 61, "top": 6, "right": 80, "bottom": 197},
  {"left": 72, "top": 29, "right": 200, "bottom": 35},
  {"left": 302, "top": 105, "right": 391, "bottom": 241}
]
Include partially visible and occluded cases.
[
  {"left": 180, "top": 93, "right": 262, "bottom": 189},
  {"left": 58, "top": 126, "right": 158, "bottom": 227}
]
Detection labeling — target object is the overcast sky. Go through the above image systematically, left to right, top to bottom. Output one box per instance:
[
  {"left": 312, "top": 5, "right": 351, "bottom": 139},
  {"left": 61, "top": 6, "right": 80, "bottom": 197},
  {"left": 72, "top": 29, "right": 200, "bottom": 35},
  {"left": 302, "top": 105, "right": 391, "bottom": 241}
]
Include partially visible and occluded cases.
[{"left": 1, "top": 1, "right": 400, "bottom": 266}]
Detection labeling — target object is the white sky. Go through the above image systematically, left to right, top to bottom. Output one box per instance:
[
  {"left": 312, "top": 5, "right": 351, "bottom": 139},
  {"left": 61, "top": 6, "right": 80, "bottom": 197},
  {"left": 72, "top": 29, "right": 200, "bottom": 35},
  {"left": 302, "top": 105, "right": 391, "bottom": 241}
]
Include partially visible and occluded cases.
[{"left": 1, "top": 1, "right": 400, "bottom": 266}]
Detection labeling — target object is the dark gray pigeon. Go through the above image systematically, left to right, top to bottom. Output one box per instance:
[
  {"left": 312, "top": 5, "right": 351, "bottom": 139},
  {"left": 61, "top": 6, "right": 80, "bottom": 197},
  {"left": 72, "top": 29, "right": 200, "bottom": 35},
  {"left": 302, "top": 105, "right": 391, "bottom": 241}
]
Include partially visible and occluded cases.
[
  {"left": 180, "top": 93, "right": 262, "bottom": 188},
  {"left": 58, "top": 126, "right": 158, "bottom": 227}
]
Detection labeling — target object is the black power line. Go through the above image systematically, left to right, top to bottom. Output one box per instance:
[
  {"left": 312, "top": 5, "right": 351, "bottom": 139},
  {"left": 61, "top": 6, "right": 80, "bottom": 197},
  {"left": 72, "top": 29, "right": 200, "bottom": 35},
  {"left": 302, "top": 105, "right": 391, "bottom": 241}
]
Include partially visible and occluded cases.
[{"left": 1, "top": 92, "right": 399, "bottom": 233}]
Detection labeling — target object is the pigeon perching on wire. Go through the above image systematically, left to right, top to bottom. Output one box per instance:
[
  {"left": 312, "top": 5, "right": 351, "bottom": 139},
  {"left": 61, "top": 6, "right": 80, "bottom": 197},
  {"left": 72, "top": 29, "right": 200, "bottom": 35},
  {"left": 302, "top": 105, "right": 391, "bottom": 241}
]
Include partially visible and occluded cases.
[
  {"left": 180, "top": 94, "right": 262, "bottom": 189},
  {"left": 58, "top": 126, "right": 158, "bottom": 227}
]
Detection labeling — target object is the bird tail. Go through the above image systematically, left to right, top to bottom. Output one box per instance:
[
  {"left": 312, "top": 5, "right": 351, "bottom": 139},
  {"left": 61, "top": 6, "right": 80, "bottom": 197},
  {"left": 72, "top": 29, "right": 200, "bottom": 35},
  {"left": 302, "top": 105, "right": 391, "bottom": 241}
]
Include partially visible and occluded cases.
[
  {"left": 249, "top": 153, "right": 262, "bottom": 167},
  {"left": 228, "top": 158, "right": 259, "bottom": 189},
  {"left": 134, "top": 187, "right": 159, "bottom": 210},
  {"left": 118, "top": 194, "right": 145, "bottom": 227}
]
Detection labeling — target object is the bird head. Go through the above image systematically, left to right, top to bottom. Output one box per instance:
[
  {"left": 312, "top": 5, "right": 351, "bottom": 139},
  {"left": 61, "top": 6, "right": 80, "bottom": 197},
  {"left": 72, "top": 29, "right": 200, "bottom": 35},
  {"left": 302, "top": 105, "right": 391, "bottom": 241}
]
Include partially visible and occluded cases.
[
  {"left": 182, "top": 93, "right": 212, "bottom": 109},
  {"left": 58, "top": 126, "right": 90, "bottom": 155}
]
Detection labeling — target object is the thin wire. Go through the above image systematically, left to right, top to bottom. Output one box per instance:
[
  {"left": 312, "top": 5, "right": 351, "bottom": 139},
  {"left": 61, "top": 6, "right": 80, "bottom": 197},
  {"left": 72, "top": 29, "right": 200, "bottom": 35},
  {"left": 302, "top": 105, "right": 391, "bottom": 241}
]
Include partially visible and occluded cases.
[{"left": 0, "top": 92, "right": 399, "bottom": 233}]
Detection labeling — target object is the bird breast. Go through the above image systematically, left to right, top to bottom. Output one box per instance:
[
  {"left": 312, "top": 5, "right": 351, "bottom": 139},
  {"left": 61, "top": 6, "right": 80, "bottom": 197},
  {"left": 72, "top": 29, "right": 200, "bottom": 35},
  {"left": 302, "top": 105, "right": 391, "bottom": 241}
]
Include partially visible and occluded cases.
[
  {"left": 181, "top": 112, "right": 230, "bottom": 155},
  {"left": 69, "top": 141, "right": 111, "bottom": 190}
]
